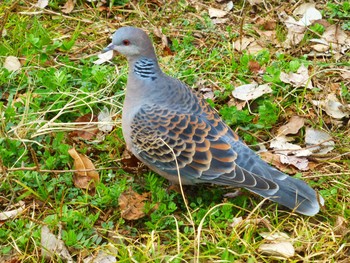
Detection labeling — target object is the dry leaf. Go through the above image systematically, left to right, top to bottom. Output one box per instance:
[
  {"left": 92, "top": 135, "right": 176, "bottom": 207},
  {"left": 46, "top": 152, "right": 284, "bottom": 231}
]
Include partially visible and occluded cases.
[
  {"left": 35, "top": 0, "right": 49, "bottom": 8},
  {"left": 62, "top": 0, "right": 75, "bottom": 14},
  {"left": 248, "top": 0, "right": 263, "bottom": 4},
  {"left": 224, "top": 1, "right": 233, "bottom": 12},
  {"left": 293, "top": 3, "right": 322, "bottom": 26},
  {"left": 280, "top": 4, "right": 321, "bottom": 48},
  {"left": 208, "top": 7, "right": 227, "bottom": 18},
  {"left": 279, "top": 12, "right": 305, "bottom": 47},
  {"left": 211, "top": 18, "right": 229, "bottom": 24},
  {"left": 259, "top": 20, "right": 277, "bottom": 31},
  {"left": 311, "top": 25, "right": 350, "bottom": 53},
  {"left": 322, "top": 25, "right": 349, "bottom": 46},
  {"left": 153, "top": 27, "right": 173, "bottom": 56},
  {"left": 233, "top": 37, "right": 254, "bottom": 51},
  {"left": 246, "top": 40, "right": 264, "bottom": 54},
  {"left": 94, "top": 50, "right": 114, "bottom": 65},
  {"left": 4, "top": 56, "right": 21, "bottom": 71},
  {"left": 248, "top": 61, "right": 262, "bottom": 73},
  {"left": 280, "top": 64, "right": 313, "bottom": 89},
  {"left": 340, "top": 70, "right": 350, "bottom": 80},
  {"left": 232, "top": 83, "right": 272, "bottom": 101},
  {"left": 199, "top": 87, "right": 214, "bottom": 100},
  {"left": 312, "top": 94, "right": 350, "bottom": 119},
  {"left": 228, "top": 97, "right": 247, "bottom": 110},
  {"left": 98, "top": 107, "right": 114, "bottom": 133},
  {"left": 69, "top": 113, "right": 99, "bottom": 141},
  {"left": 277, "top": 116, "right": 305, "bottom": 136},
  {"left": 305, "top": 127, "right": 335, "bottom": 154},
  {"left": 270, "top": 136, "right": 312, "bottom": 157},
  {"left": 68, "top": 148, "right": 99, "bottom": 191},
  {"left": 120, "top": 149, "right": 147, "bottom": 175},
  {"left": 260, "top": 151, "right": 297, "bottom": 174},
  {"left": 279, "top": 155, "right": 309, "bottom": 171},
  {"left": 118, "top": 188, "right": 150, "bottom": 220},
  {"left": 223, "top": 189, "right": 242, "bottom": 198},
  {"left": 0, "top": 201, "right": 25, "bottom": 220},
  {"left": 334, "top": 216, "right": 349, "bottom": 236},
  {"left": 230, "top": 217, "right": 243, "bottom": 228},
  {"left": 41, "top": 226, "right": 73, "bottom": 262},
  {"left": 259, "top": 231, "right": 295, "bottom": 258},
  {"left": 260, "top": 232, "right": 290, "bottom": 241},
  {"left": 259, "top": 242, "right": 295, "bottom": 258},
  {"left": 83, "top": 250, "right": 116, "bottom": 263}
]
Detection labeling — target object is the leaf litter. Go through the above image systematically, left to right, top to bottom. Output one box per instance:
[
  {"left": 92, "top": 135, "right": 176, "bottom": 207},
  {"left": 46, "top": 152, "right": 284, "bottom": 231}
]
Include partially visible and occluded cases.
[{"left": 118, "top": 188, "right": 152, "bottom": 220}]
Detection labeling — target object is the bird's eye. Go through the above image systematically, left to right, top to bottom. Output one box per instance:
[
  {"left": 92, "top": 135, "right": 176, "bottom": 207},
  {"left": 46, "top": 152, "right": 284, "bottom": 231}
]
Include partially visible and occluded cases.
[{"left": 122, "top": 40, "right": 130, "bottom": 46}]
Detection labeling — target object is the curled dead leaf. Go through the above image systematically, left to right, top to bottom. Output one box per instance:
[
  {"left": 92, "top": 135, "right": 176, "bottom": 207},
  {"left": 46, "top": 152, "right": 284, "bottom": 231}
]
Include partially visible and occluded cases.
[{"left": 68, "top": 148, "right": 99, "bottom": 192}]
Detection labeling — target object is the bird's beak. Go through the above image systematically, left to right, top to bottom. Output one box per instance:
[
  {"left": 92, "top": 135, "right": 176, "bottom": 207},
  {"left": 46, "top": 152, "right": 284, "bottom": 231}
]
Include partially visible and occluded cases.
[{"left": 103, "top": 43, "right": 116, "bottom": 53}]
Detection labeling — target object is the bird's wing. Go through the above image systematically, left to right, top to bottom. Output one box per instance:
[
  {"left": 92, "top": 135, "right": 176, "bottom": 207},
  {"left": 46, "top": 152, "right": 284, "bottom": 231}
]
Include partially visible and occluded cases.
[{"left": 130, "top": 103, "right": 278, "bottom": 192}]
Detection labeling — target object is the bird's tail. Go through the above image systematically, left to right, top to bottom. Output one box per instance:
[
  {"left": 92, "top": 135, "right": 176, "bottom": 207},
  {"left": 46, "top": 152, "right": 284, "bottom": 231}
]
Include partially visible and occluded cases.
[{"left": 250, "top": 174, "right": 324, "bottom": 216}]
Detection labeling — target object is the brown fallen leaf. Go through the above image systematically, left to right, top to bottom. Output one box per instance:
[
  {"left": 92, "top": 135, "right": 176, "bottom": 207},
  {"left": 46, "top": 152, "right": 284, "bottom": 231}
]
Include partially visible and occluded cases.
[
  {"left": 62, "top": 0, "right": 75, "bottom": 14},
  {"left": 153, "top": 27, "right": 173, "bottom": 56},
  {"left": 248, "top": 61, "right": 263, "bottom": 74},
  {"left": 69, "top": 113, "right": 99, "bottom": 141},
  {"left": 277, "top": 116, "right": 305, "bottom": 136},
  {"left": 68, "top": 148, "right": 99, "bottom": 192},
  {"left": 120, "top": 149, "right": 147, "bottom": 175},
  {"left": 260, "top": 151, "right": 297, "bottom": 174},
  {"left": 118, "top": 188, "right": 150, "bottom": 220}
]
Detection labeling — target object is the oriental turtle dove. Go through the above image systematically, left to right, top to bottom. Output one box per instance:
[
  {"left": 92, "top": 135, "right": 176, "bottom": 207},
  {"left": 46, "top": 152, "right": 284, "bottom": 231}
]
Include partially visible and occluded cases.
[{"left": 104, "top": 27, "right": 324, "bottom": 216}]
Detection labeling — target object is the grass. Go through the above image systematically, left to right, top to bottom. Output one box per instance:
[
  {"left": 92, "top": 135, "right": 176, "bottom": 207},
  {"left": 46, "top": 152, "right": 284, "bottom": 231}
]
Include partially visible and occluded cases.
[{"left": 1, "top": 0, "right": 350, "bottom": 262}]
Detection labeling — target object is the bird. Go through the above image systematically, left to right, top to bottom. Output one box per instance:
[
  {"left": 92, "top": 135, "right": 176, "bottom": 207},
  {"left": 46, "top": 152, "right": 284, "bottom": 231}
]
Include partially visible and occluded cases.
[{"left": 104, "top": 26, "right": 324, "bottom": 216}]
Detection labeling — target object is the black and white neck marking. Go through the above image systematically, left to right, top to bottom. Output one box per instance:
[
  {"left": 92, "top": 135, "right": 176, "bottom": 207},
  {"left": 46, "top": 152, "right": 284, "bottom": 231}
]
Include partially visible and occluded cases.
[{"left": 133, "top": 58, "right": 158, "bottom": 81}]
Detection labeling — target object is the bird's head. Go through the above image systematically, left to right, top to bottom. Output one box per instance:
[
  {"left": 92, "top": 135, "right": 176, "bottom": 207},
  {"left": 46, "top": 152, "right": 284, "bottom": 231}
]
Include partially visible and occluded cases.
[{"left": 104, "top": 27, "right": 156, "bottom": 60}]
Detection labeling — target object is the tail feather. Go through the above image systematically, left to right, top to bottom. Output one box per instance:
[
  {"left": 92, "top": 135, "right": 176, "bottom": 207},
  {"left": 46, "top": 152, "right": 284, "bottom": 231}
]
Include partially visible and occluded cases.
[
  {"left": 231, "top": 142, "right": 323, "bottom": 216},
  {"left": 249, "top": 172, "right": 324, "bottom": 216}
]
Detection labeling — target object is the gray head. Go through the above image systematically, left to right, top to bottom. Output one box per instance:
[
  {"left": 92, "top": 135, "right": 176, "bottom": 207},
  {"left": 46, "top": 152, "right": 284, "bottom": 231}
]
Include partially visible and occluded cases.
[{"left": 104, "top": 27, "right": 157, "bottom": 61}]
